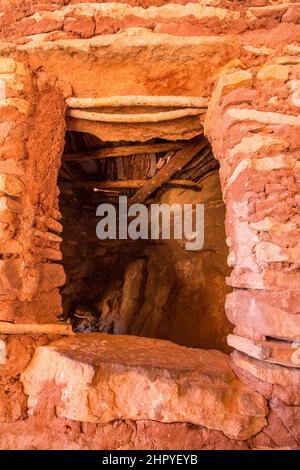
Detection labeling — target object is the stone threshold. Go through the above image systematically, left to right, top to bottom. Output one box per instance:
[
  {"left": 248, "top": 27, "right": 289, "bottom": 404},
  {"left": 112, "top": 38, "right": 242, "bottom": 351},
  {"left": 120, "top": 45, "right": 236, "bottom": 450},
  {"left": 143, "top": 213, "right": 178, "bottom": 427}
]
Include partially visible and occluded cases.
[{"left": 21, "top": 333, "right": 267, "bottom": 440}]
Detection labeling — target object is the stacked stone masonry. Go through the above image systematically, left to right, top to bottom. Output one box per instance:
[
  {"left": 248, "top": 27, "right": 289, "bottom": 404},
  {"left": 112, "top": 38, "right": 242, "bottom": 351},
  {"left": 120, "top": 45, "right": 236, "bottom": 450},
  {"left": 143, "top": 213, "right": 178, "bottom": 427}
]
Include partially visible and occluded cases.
[
  {"left": 0, "top": 0, "right": 300, "bottom": 451},
  {"left": 2, "top": 1, "right": 300, "bottom": 43},
  {"left": 0, "top": 56, "right": 66, "bottom": 324},
  {"left": 205, "top": 59, "right": 300, "bottom": 448}
]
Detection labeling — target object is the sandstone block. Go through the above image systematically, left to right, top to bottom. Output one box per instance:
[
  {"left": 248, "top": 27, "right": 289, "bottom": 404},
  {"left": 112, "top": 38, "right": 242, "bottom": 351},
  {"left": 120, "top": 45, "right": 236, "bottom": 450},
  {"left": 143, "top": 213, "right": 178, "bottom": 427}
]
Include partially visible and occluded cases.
[
  {"left": 64, "top": 15, "right": 95, "bottom": 39},
  {"left": 0, "top": 58, "right": 16, "bottom": 74},
  {"left": 15, "top": 62, "right": 26, "bottom": 76},
  {"left": 257, "top": 64, "right": 290, "bottom": 81},
  {"left": 220, "top": 70, "right": 252, "bottom": 94},
  {"left": 0, "top": 74, "right": 24, "bottom": 92},
  {"left": 290, "top": 88, "right": 300, "bottom": 107},
  {"left": 0, "top": 98, "right": 30, "bottom": 114},
  {"left": 226, "top": 107, "right": 300, "bottom": 127},
  {"left": 0, "top": 122, "right": 13, "bottom": 139},
  {"left": 229, "top": 135, "right": 288, "bottom": 158},
  {"left": 252, "top": 155, "right": 299, "bottom": 171},
  {"left": 0, "top": 159, "right": 25, "bottom": 177},
  {"left": 0, "top": 174, "right": 24, "bottom": 196},
  {"left": 0, "top": 197, "right": 21, "bottom": 221},
  {"left": 50, "top": 208, "right": 62, "bottom": 221},
  {"left": 45, "top": 217, "right": 63, "bottom": 233},
  {"left": 250, "top": 217, "right": 297, "bottom": 233},
  {"left": 0, "top": 221, "right": 13, "bottom": 241},
  {"left": 34, "top": 229, "right": 62, "bottom": 243},
  {"left": 0, "top": 240, "right": 21, "bottom": 254},
  {"left": 255, "top": 242, "right": 287, "bottom": 263},
  {"left": 256, "top": 242, "right": 300, "bottom": 264},
  {"left": 39, "top": 247, "right": 63, "bottom": 261},
  {"left": 0, "top": 259, "right": 21, "bottom": 297},
  {"left": 38, "top": 263, "right": 66, "bottom": 292},
  {"left": 228, "top": 268, "right": 300, "bottom": 292},
  {"left": 0, "top": 290, "right": 62, "bottom": 323},
  {"left": 226, "top": 290, "right": 300, "bottom": 340},
  {"left": 21, "top": 334, "right": 267, "bottom": 440},
  {"left": 227, "top": 334, "right": 269, "bottom": 361},
  {"left": 230, "top": 335, "right": 300, "bottom": 369},
  {"left": 0, "top": 338, "right": 6, "bottom": 364},
  {"left": 231, "top": 351, "right": 300, "bottom": 387},
  {"left": 230, "top": 357, "right": 273, "bottom": 399},
  {"left": 0, "top": 381, "right": 27, "bottom": 423},
  {"left": 273, "top": 384, "right": 300, "bottom": 407},
  {"left": 270, "top": 398, "right": 300, "bottom": 444},
  {"left": 253, "top": 410, "right": 298, "bottom": 450}
]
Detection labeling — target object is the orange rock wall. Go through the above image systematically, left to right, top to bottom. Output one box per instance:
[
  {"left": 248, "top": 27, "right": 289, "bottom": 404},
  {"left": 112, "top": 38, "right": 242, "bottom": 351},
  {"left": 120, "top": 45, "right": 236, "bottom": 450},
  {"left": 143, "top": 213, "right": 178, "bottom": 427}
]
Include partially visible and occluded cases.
[
  {"left": 0, "top": 57, "right": 66, "bottom": 323},
  {"left": 205, "top": 60, "right": 300, "bottom": 448}
]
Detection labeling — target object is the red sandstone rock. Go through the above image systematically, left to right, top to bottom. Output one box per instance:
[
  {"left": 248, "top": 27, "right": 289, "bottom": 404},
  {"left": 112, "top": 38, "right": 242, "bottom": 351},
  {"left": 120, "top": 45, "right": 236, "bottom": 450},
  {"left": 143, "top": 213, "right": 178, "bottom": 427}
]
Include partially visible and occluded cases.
[
  {"left": 0, "top": 0, "right": 300, "bottom": 452},
  {"left": 64, "top": 14, "right": 95, "bottom": 38},
  {"left": 0, "top": 259, "right": 22, "bottom": 298},
  {"left": 226, "top": 290, "right": 300, "bottom": 340},
  {"left": 21, "top": 334, "right": 267, "bottom": 440},
  {"left": 231, "top": 351, "right": 300, "bottom": 387},
  {"left": 229, "top": 357, "right": 273, "bottom": 399},
  {"left": 273, "top": 384, "right": 300, "bottom": 407},
  {"left": 271, "top": 398, "right": 300, "bottom": 445},
  {"left": 253, "top": 411, "right": 298, "bottom": 450}
]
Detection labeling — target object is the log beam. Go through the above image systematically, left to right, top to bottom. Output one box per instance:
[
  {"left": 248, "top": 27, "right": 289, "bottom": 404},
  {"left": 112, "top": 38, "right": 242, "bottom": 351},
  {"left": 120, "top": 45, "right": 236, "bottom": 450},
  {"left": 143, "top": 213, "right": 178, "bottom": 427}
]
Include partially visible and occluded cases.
[
  {"left": 66, "top": 95, "right": 209, "bottom": 109},
  {"left": 63, "top": 142, "right": 184, "bottom": 162},
  {"left": 69, "top": 179, "right": 202, "bottom": 191},
  {"left": 0, "top": 321, "right": 74, "bottom": 336}
]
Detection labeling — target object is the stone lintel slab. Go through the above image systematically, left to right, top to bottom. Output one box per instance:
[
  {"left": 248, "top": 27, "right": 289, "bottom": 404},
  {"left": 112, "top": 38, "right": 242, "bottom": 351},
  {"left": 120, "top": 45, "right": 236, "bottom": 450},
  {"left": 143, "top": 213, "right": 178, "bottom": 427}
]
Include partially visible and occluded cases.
[
  {"left": 0, "top": 32, "right": 240, "bottom": 100},
  {"left": 21, "top": 333, "right": 267, "bottom": 440}
]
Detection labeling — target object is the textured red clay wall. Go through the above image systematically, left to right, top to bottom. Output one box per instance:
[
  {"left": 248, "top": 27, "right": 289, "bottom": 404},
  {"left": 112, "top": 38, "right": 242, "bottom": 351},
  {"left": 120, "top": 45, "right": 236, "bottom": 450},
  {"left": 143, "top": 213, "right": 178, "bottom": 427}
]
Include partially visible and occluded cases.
[{"left": 0, "top": 57, "right": 66, "bottom": 324}]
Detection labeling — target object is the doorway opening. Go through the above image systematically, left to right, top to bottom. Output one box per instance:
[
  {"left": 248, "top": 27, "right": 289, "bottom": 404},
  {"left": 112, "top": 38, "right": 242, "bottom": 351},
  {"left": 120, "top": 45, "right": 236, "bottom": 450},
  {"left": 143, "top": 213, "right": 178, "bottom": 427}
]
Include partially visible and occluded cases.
[{"left": 58, "top": 131, "right": 232, "bottom": 352}]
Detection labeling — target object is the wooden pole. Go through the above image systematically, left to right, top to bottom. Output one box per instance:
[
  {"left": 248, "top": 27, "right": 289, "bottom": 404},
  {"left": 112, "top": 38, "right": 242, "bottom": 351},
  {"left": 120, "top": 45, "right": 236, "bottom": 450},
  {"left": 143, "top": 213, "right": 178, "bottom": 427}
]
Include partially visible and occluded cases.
[
  {"left": 66, "top": 95, "right": 209, "bottom": 109},
  {"left": 63, "top": 142, "right": 184, "bottom": 162},
  {"left": 69, "top": 179, "right": 202, "bottom": 191}
]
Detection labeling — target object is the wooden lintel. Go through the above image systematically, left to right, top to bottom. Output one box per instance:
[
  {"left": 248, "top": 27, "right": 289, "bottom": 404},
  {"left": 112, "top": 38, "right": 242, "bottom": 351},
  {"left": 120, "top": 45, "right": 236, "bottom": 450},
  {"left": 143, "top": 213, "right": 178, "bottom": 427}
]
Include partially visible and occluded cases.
[
  {"left": 63, "top": 142, "right": 184, "bottom": 162},
  {"left": 69, "top": 179, "right": 202, "bottom": 191}
]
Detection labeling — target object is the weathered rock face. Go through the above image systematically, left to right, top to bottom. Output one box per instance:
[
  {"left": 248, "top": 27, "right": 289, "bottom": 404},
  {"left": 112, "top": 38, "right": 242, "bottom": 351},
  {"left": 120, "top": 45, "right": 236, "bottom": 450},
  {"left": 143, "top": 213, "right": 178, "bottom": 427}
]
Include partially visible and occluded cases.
[
  {"left": 204, "top": 51, "right": 300, "bottom": 449},
  {"left": 0, "top": 56, "right": 66, "bottom": 324},
  {"left": 127, "top": 171, "right": 232, "bottom": 352},
  {"left": 0, "top": 333, "right": 58, "bottom": 423},
  {"left": 21, "top": 333, "right": 267, "bottom": 440},
  {"left": 231, "top": 351, "right": 300, "bottom": 447}
]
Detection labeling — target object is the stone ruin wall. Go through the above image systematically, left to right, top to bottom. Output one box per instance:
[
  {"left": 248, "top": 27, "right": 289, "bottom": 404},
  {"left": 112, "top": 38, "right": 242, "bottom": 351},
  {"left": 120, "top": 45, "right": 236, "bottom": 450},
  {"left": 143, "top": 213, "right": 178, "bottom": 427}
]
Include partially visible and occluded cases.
[{"left": 0, "top": 0, "right": 300, "bottom": 450}]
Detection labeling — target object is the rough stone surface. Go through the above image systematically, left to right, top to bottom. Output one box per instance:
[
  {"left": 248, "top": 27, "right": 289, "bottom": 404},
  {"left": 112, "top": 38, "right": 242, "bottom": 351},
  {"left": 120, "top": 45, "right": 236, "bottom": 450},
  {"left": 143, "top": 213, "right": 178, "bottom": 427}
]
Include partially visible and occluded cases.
[
  {"left": 226, "top": 290, "right": 300, "bottom": 340},
  {"left": 21, "top": 334, "right": 267, "bottom": 440},
  {"left": 231, "top": 351, "right": 300, "bottom": 388}
]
